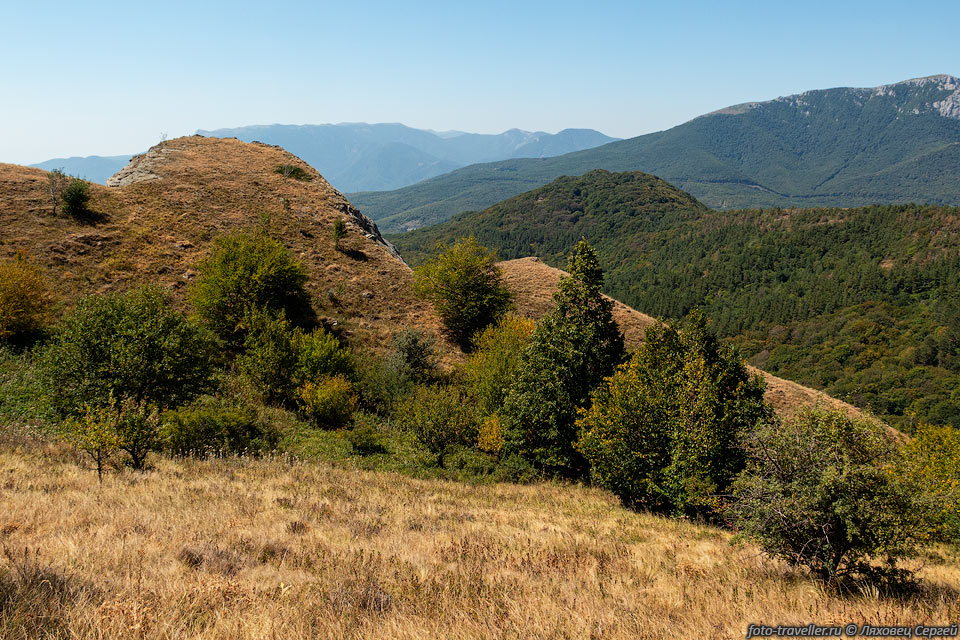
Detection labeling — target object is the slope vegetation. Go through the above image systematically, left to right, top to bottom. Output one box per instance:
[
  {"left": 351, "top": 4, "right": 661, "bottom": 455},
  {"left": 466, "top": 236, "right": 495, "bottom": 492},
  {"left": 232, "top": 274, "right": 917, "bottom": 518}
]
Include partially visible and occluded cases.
[
  {"left": 355, "top": 74, "right": 960, "bottom": 231},
  {"left": 0, "top": 136, "right": 442, "bottom": 351},
  {"left": 393, "top": 170, "right": 960, "bottom": 430}
]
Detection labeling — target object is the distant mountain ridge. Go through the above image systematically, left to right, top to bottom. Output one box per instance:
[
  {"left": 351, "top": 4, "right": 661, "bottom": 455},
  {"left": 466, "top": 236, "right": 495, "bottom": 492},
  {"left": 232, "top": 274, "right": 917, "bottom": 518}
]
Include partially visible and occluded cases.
[
  {"left": 354, "top": 74, "right": 960, "bottom": 232},
  {"left": 195, "top": 123, "right": 618, "bottom": 192},
  {"left": 30, "top": 155, "right": 134, "bottom": 185}
]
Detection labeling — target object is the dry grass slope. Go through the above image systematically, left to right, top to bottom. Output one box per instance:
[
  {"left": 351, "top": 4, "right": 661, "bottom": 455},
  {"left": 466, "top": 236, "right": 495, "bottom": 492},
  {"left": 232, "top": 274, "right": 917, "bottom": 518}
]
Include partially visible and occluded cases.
[
  {"left": 0, "top": 136, "right": 443, "bottom": 352},
  {"left": 499, "top": 257, "right": 864, "bottom": 420},
  {"left": 3, "top": 438, "right": 959, "bottom": 639}
]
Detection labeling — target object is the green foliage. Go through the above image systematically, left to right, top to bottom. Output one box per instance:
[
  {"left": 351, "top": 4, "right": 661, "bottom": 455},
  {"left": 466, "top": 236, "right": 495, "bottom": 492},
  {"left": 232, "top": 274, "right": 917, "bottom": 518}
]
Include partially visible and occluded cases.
[
  {"left": 274, "top": 164, "right": 314, "bottom": 181},
  {"left": 61, "top": 178, "right": 91, "bottom": 219},
  {"left": 332, "top": 218, "right": 347, "bottom": 251},
  {"left": 189, "top": 231, "right": 312, "bottom": 350},
  {"left": 412, "top": 237, "right": 512, "bottom": 350},
  {"left": 501, "top": 241, "right": 625, "bottom": 477},
  {"left": 0, "top": 252, "right": 53, "bottom": 343},
  {"left": 40, "top": 286, "right": 215, "bottom": 417},
  {"left": 236, "top": 309, "right": 300, "bottom": 405},
  {"left": 463, "top": 314, "right": 535, "bottom": 416},
  {"left": 576, "top": 314, "right": 770, "bottom": 516},
  {"left": 294, "top": 327, "right": 354, "bottom": 385},
  {"left": 389, "top": 329, "right": 437, "bottom": 384},
  {"left": 297, "top": 375, "right": 357, "bottom": 428},
  {"left": 395, "top": 385, "right": 478, "bottom": 467},
  {"left": 113, "top": 396, "right": 161, "bottom": 470},
  {"left": 160, "top": 398, "right": 279, "bottom": 457},
  {"left": 62, "top": 401, "right": 119, "bottom": 482},
  {"left": 728, "top": 408, "right": 930, "bottom": 584},
  {"left": 345, "top": 417, "right": 386, "bottom": 455},
  {"left": 902, "top": 423, "right": 960, "bottom": 541}
]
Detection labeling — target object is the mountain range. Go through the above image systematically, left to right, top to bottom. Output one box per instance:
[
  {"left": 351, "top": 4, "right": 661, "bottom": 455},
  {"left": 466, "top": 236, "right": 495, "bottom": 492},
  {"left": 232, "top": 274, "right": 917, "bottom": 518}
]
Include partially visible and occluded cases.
[
  {"left": 354, "top": 74, "right": 960, "bottom": 232},
  {"left": 28, "top": 124, "right": 616, "bottom": 192}
]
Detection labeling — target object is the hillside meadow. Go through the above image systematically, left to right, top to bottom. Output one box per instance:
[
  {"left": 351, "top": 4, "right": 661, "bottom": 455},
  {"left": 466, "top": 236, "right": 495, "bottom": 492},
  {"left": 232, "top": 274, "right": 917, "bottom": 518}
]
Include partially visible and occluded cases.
[{"left": 3, "top": 429, "right": 960, "bottom": 640}]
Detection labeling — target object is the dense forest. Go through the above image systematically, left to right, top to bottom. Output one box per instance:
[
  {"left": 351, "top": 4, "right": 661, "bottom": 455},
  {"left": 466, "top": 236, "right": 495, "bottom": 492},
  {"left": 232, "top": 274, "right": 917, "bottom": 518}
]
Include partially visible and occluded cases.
[{"left": 391, "top": 170, "right": 960, "bottom": 430}]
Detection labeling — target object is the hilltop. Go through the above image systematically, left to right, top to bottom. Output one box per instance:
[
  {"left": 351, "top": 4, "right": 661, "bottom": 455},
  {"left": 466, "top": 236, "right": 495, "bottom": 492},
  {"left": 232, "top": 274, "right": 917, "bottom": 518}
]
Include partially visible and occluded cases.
[
  {"left": 354, "top": 74, "right": 960, "bottom": 231},
  {"left": 1, "top": 136, "right": 443, "bottom": 351},
  {"left": 393, "top": 169, "right": 960, "bottom": 430}
]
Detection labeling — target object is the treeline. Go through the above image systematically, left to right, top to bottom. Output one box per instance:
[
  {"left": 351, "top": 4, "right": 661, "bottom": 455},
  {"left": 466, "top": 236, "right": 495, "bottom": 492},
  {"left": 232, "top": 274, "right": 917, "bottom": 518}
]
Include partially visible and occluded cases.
[{"left": 391, "top": 171, "right": 960, "bottom": 430}]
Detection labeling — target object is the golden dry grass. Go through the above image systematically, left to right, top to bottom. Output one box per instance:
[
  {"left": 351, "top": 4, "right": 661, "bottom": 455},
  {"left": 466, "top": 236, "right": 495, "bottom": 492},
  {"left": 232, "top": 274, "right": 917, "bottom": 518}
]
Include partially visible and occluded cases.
[
  {"left": 0, "top": 137, "right": 445, "bottom": 354},
  {"left": 498, "top": 257, "right": 864, "bottom": 420},
  {"left": 3, "top": 437, "right": 959, "bottom": 639}
]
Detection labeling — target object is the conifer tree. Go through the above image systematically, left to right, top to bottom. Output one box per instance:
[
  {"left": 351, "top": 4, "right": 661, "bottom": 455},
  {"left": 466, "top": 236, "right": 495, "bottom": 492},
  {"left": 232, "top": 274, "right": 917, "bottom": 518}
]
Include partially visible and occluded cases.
[{"left": 501, "top": 240, "right": 625, "bottom": 477}]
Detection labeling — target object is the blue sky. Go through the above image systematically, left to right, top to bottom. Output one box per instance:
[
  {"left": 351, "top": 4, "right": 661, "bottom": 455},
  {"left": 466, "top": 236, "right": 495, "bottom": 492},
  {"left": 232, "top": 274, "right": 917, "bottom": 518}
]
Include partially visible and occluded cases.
[{"left": 2, "top": 0, "right": 958, "bottom": 164}]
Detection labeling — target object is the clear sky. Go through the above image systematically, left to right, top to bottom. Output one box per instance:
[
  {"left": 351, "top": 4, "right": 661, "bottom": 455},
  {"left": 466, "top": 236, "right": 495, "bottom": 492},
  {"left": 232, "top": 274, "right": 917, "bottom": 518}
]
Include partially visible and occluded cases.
[{"left": 2, "top": 0, "right": 958, "bottom": 165}]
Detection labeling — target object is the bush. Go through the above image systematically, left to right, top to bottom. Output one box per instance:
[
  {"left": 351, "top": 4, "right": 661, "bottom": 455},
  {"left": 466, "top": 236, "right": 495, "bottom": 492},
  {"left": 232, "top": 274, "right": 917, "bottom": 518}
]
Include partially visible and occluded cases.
[
  {"left": 274, "top": 164, "right": 313, "bottom": 181},
  {"left": 61, "top": 178, "right": 91, "bottom": 219},
  {"left": 333, "top": 219, "right": 347, "bottom": 251},
  {"left": 189, "top": 232, "right": 313, "bottom": 350},
  {"left": 412, "top": 237, "right": 512, "bottom": 350},
  {"left": 501, "top": 240, "right": 625, "bottom": 477},
  {"left": 0, "top": 252, "right": 54, "bottom": 343},
  {"left": 41, "top": 286, "right": 215, "bottom": 417},
  {"left": 236, "top": 309, "right": 300, "bottom": 404},
  {"left": 576, "top": 313, "right": 770, "bottom": 516},
  {"left": 464, "top": 315, "right": 535, "bottom": 416},
  {"left": 295, "top": 328, "right": 354, "bottom": 386},
  {"left": 390, "top": 329, "right": 437, "bottom": 383},
  {"left": 353, "top": 352, "right": 413, "bottom": 415},
  {"left": 298, "top": 375, "right": 357, "bottom": 428},
  {"left": 395, "top": 385, "right": 478, "bottom": 467},
  {"left": 113, "top": 396, "right": 161, "bottom": 470},
  {"left": 161, "top": 398, "right": 279, "bottom": 457},
  {"left": 62, "top": 401, "right": 119, "bottom": 482},
  {"left": 728, "top": 408, "right": 930, "bottom": 584},
  {"left": 477, "top": 414, "right": 505, "bottom": 454},
  {"left": 345, "top": 417, "right": 386, "bottom": 455},
  {"left": 902, "top": 422, "right": 960, "bottom": 541}
]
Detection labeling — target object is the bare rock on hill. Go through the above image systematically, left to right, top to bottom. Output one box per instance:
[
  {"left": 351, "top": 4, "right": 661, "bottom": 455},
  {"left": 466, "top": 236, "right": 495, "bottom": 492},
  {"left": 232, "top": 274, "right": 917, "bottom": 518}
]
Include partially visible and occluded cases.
[{"left": 106, "top": 145, "right": 180, "bottom": 187}]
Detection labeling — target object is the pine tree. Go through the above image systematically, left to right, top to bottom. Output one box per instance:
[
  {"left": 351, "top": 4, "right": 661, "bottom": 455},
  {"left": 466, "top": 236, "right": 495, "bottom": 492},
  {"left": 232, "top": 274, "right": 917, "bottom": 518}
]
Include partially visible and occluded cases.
[{"left": 501, "top": 240, "right": 625, "bottom": 477}]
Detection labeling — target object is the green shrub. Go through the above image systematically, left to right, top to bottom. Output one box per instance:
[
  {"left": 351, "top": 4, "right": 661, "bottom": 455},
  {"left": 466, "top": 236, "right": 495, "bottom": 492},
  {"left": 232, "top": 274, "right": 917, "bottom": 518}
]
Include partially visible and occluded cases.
[
  {"left": 274, "top": 164, "right": 313, "bottom": 181},
  {"left": 61, "top": 178, "right": 91, "bottom": 219},
  {"left": 333, "top": 219, "right": 347, "bottom": 251},
  {"left": 189, "top": 232, "right": 312, "bottom": 350},
  {"left": 412, "top": 237, "right": 512, "bottom": 350},
  {"left": 501, "top": 240, "right": 625, "bottom": 477},
  {"left": 0, "top": 252, "right": 54, "bottom": 342},
  {"left": 40, "top": 286, "right": 215, "bottom": 417},
  {"left": 236, "top": 309, "right": 300, "bottom": 405},
  {"left": 576, "top": 313, "right": 770, "bottom": 516},
  {"left": 464, "top": 314, "right": 534, "bottom": 416},
  {"left": 294, "top": 328, "right": 354, "bottom": 386},
  {"left": 389, "top": 329, "right": 437, "bottom": 383},
  {"left": 353, "top": 352, "right": 413, "bottom": 415},
  {"left": 298, "top": 375, "right": 357, "bottom": 428},
  {"left": 395, "top": 385, "right": 478, "bottom": 467},
  {"left": 113, "top": 396, "right": 161, "bottom": 470},
  {"left": 161, "top": 398, "right": 279, "bottom": 457},
  {"left": 62, "top": 401, "right": 120, "bottom": 482},
  {"left": 728, "top": 408, "right": 930, "bottom": 584},
  {"left": 345, "top": 417, "right": 386, "bottom": 455},
  {"left": 902, "top": 422, "right": 960, "bottom": 541}
]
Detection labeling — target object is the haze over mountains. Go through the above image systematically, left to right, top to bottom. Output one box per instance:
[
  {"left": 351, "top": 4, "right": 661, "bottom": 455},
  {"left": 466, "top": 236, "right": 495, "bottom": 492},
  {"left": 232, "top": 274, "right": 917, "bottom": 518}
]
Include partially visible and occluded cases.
[
  {"left": 355, "top": 75, "right": 960, "bottom": 232},
  {"left": 29, "top": 125, "right": 617, "bottom": 192}
]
